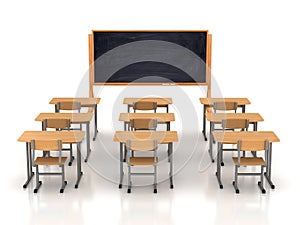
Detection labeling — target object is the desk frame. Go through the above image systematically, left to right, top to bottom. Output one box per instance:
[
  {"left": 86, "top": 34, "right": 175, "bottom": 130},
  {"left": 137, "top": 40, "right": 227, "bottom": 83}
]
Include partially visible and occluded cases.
[
  {"left": 50, "top": 97, "right": 100, "bottom": 141},
  {"left": 200, "top": 98, "right": 251, "bottom": 141},
  {"left": 35, "top": 113, "right": 93, "bottom": 162},
  {"left": 207, "top": 113, "right": 263, "bottom": 162},
  {"left": 18, "top": 131, "right": 85, "bottom": 189},
  {"left": 114, "top": 131, "right": 177, "bottom": 189},
  {"left": 213, "top": 131, "right": 279, "bottom": 189}
]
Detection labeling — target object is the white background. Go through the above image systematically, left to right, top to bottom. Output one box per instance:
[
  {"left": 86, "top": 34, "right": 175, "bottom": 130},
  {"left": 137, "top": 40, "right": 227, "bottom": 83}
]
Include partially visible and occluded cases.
[{"left": 0, "top": 0, "right": 299, "bottom": 224}]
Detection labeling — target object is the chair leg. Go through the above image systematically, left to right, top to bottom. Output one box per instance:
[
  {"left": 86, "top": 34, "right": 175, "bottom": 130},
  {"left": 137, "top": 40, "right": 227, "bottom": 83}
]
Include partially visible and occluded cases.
[
  {"left": 68, "top": 144, "right": 74, "bottom": 166},
  {"left": 220, "top": 148, "right": 224, "bottom": 166},
  {"left": 127, "top": 163, "right": 131, "bottom": 193},
  {"left": 154, "top": 163, "right": 157, "bottom": 193},
  {"left": 60, "top": 165, "right": 67, "bottom": 193},
  {"left": 233, "top": 165, "right": 239, "bottom": 194},
  {"left": 34, "top": 166, "right": 42, "bottom": 193},
  {"left": 258, "top": 166, "right": 266, "bottom": 194}
]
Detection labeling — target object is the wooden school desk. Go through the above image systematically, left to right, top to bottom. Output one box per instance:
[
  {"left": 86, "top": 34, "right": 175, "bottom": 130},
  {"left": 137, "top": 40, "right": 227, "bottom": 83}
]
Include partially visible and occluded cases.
[
  {"left": 49, "top": 97, "right": 100, "bottom": 141},
  {"left": 123, "top": 98, "right": 173, "bottom": 113},
  {"left": 199, "top": 98, "right": 251, "bottom": 141},
  {"left": 35, "top": 112, "right": 93, "bottom": 162},
  {"left": 119, "top": 113, "right": 175, "bottom": 131},
  {"left": 206, "top": 113, "right": 264, "bottom": 162},
  {"left": 18, "top": 131, "right": 85, "bottom": 188},
  {"left": 113, "top": 131, "right": 178, "bottom": 189},
  {"left": 212, "top": 131, "right": 280, "bottom": 189}
]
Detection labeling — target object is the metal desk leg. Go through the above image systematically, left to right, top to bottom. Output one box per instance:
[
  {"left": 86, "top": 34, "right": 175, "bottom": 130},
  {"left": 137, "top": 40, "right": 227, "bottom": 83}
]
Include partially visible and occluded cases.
[
  {"left": 93, "top": 105, "right": 98, "bottom": 141},
  {"left": 127, "top": 105, "right": 130, "bottom": 113},
  {"left": 166, "top": 105, "right": 169, "bottom": 113},
  {"left": 202, "top": 105, "right": 207, "bottom": 141},
  {"left": 242, "top": 105, "right": 246, "bottom": 113},
  {"left": 84, "top": 122, "right": 91, "bottom": 162},
  {"left": 124, "top": 122, "right": 128, "bottom": 131},
  {"left": 167, "top": 122, "right": 171, "bottom": 162},
  {"left": 208, "top": 122, "right": 214, "bottom": 163},
  {"left": 251, "top": 122, "right": 258, "bottom": 157},
  {"left": 23, "top": 142, "right": 34, "bottom": 188},
  {"left": 216, "top": 142, "right": 223, "bottom": 189},
  {"left": 265, "top": 142, "right": 275, "bottom": 189},
  {"left": 75, "top": 143, "right": 83, "bottom": 188},
  {"left": 119, "top": 143, "right": 124, "bottom": 189},
  {"left": 169, "top": 143, "right": 174, "bottom": 189}
]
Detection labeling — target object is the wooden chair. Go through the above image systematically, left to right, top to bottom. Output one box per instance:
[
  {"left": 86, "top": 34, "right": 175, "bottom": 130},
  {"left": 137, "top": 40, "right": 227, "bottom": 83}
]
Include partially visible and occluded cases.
[
  {"left": 55, "top": 101, "right": 81, "bottom": 113},
  {"left": 55, "top": 101, "right": 82, "bottom": 130},
  {"left": 133, "top": 101, "right": 157, "bottom": 113},
  {"left": 213, "top": 101, "right": 238, "bottom": 113},
  {"left": 42, "top": 118, "right": 74, "bottom": 166},
  {"left": 129, "top": 118, "right": 157, "bottom": 131},
  {"left": 127, "top": 119, "right": 157, "bottom": 159},
  {"left": 220, "top": 119, "right": 249, "bottom": 166},
  {"left": 31, "top": 139, "right": 67, "bottom": 193},
  {"left": 232, "top": 139, "right": 269, "bottom": 194},
  {"left": 126, "top": 140, "right": 158, "bottom": 193}
]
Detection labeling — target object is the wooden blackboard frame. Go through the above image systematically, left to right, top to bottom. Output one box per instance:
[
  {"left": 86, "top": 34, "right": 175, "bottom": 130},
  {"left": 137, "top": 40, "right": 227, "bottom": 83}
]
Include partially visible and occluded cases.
[{"left": 88, "top": 30, "right": 212, "bottom": 97}]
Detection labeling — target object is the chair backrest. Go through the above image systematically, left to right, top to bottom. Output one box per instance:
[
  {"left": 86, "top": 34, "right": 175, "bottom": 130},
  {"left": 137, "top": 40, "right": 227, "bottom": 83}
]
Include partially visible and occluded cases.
[
  {"left": 55, "top": 101, "right": 81, "bottom": 112},
  {"left": 133, "top": 101, "right": 157, "bottom": 112},
  {"left": 213, "top": 101, "right": 237, "bottom": 113},
  {"left": 42, "top": 118, "right": 71, "bottom": 130},
  {"left": 129, "top": 119, "right": 157, "bottom": 131},
  {"left": 221, "top": 119, "right": 249, "bottom": 130},
  {"left": 31, "top": 139, "right": 62, "bottom": 151},
  {"left": 237, "top": 139, "right": 269, "bottom": 152},
  {"left": 126, "top": 140, "right": 157, "bottom": 151}
]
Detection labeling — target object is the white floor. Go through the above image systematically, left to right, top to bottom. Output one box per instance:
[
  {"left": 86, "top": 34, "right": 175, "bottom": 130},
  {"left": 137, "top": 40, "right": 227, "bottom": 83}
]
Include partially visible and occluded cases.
[{"left": 4, "top": 124, "right": 298, "bottom": 225}]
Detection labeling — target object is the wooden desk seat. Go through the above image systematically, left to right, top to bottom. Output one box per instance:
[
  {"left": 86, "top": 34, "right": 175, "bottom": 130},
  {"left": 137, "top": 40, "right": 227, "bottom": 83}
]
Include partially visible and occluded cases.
[
  {"left": 35, "top": 157, "right": 68, "bottom": 166},
  {"left": 128, "top": 157, "right": 158, "bottom": 166},
  {"left": 232, "top": 157, "right": 264, "bottom": 166}
]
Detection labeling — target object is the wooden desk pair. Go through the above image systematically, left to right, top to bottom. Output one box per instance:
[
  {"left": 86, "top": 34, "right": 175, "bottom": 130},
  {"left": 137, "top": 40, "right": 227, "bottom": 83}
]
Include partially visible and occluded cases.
[
  {"left": 49, "top": 97, "right": 100, "bottom": 141},
  {"left": 123, "top": 98, "right": 172, "bottom": 113},
  {"left": 200, "top": 98, "right": 251, "bottom": 141},
  {"left": 35, "top": 112, "right": 93, "bottom": 162},
  {"left": 119, "top": 113, "right": 175, "bottom": 131},
  {"left": 206, "top": 113, "right": 264, "bottom": 162},
  {"left": 18, "top": 131, "right": 85, "bottom": 189},
  {"left": 113, "top": 131, "right": 178, "bottom": 189},
  {"left": 212, "top": 131, "right": 280, "bottom": 189}
]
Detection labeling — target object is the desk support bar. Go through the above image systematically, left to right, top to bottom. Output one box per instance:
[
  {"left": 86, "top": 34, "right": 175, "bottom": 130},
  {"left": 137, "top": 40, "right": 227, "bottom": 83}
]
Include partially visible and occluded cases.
[
  {"left": 93, "top": 105, "right": 98, "bottom": 141},
  {"left": 85, "top": 122, "right": 91, "bottom": 162},
  {"left": 23, "top": 142, "right": 34, "bottom": 188},
  {"left": 75, "top": 143, "right": 83, "bottom": 188},
  {"left": 119, "top": 143, "right": 124, "bottom": 188},
  {"left": 169, "top": 143, "right": 174, "bottom": 189}
]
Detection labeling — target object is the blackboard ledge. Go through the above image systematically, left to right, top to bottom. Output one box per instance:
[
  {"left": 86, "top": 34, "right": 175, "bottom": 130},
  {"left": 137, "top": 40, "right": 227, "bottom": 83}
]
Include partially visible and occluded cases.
[{"left": 92, "top": 82, "right": 208, "bottom": 86}]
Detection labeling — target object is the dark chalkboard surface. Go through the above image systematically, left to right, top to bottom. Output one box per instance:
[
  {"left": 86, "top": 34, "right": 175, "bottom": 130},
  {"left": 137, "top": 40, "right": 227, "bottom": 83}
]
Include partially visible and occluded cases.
[{"left": 93, "top": 31, "right": 208, "bottom": 84}]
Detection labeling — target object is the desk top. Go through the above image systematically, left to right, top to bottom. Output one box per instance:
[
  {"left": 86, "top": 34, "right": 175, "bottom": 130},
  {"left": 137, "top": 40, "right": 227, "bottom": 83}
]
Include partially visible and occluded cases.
[
  {"left": 49, "top": 97, "right": 100, "bottom": 106},
  {"left": 123, "top": 98, "right": 172, "bottom": 105},
  {"left": 199, "top": 98, "right": 251, "bottom": 106},
  {"left": 35, "top": 113, "right": 93, "bottom": 123},
  {"left": 119, "top": 113, "right": 175, "bottom": 122},
  {"left": 206, "top": 113, "right": 264, "bottom": 123},
  {"left": 18, "top": 131, "right": 85, "bottom": 143},
  {"left": 113, "top": 131, "right": 178, "bottom": 144},
  {"left": 212, "top": 131, "right": 280, "bottom": 143}
]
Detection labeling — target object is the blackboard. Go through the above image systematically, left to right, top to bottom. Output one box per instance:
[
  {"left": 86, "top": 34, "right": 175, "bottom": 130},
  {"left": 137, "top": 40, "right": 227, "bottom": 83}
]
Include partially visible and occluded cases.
[{"left": 92, "top": 31, "right": 208, "bottom": 84}]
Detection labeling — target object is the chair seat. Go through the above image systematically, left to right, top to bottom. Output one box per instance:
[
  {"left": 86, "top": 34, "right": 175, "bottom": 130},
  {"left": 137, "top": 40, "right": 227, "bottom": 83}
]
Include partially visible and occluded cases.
[
  {"left": 34, "top": 156, "right": 67, "bottom": 166},
  {"left": 128, "top": 157, "right": 158, "bottom": 166},
  {"left": 232, "top": 157, "right": 265, "bottom": 166}
]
